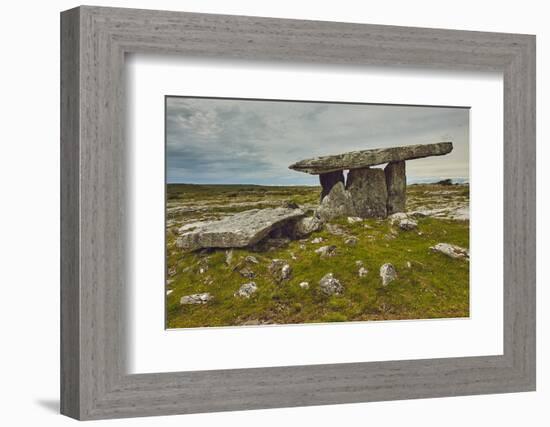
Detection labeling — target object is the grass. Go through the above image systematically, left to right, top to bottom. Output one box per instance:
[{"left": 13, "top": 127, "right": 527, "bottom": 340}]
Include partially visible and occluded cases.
[{"left": 165, "top": 183, "right": 469, "bottom": 329}]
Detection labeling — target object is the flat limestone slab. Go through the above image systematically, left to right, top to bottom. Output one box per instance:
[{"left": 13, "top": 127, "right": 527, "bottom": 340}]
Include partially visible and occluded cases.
[
  {"left": 289, "top": 142, "right": 453, "bottom": 174},
  {"left": 176, "top": 207, "right": 304, "bottom": 251}
]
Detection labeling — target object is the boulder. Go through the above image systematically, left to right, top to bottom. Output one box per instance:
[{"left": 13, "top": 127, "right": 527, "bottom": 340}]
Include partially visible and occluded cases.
[
  {"left": 289, "top": 142, "right": 453, "bottom": 174},
  {"left": 385, "top": 161, "right": 406, "bottom": 214},
  {"left": 346, "top": 167, "right": 388, "bottom": 218},
  {"left": 315, "top": 181, "right": 355, "bottom": 222},
  {"left": 176, "top": 207, "right": 304, "bottom": 251},
  {"left": 293, "top": 215, "right": 323, "bottom": 237},
  {"left": 398, "top": 218, "right": 418, "bottom": 231},
  {"left": 430, "top": 243, "right": 469, "bottom": 260},
  {"left": 315, "top": 245, "right": 337, "bottom": 257},
  {"left": 269, "top": 259, "right": 292, "bottom": 282},
  {"left": 380, "top": 263, "right": 397, "bottom": 286},
  {"left": 319, "top": 273, "right": 344, "bottom": 296},
  {"left": 299, "top": 281, "right": 310, "bottom": 289},
  {"left": 234, "top": 282, "right": 258, "bottom": 298},
  {"left": 180, "top": 293, "right": 213, "bottom": 305}
]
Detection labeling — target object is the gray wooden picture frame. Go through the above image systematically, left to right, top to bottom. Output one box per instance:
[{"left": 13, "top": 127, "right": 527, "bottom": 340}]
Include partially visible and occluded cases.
[{"left": 60, "top": 5, "right": 536, "bottom": 420}]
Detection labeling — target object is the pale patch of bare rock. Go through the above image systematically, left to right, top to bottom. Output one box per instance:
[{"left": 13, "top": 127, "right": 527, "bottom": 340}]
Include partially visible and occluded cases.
[
  {"left": 176, "top": 207, "right": 304, "bottom": 251},
  {"left": 347, "top": 216, "right": 363, "bottom": 224},
  {"left": 311, "top": 237, "right": 324, "bottom": 244},
  {"left": 430, "top": 243, "right": 469, "bottom": 260},
  {"left": 315, "top": 245, "right": 337, "bottom": 258},
  {"left": 269, "top": 259, "right": 292, "bottom": 283},
  {"left": 355, "top": 260, "right": 364, "bottom": 267},
  {"left": 380, "top": 263, "right": 397, "bottom": 286},
  {"left": 168, "top": 266, "right": 177, "bottom": 277},
  {"left": 358, "top": 267, "right": 369, "bottom": 277},
  {"left": 319, "top": 273, "right": 344, "bottom": 296},
  {"left": 299, "top": 281, "right": 310, "bottom": 290},
  {"left": 234, "top": 282, "right": 258, "bottom": 298},
  {"left": 166, "top": 289, "right": 173, "bottom": 296},
  {"left": 180, "top": 293, "right": 213, "bottom": 305}
]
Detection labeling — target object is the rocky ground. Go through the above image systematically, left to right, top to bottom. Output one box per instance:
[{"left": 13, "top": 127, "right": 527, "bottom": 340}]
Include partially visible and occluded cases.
[{"left": 166, "top": 183, "right": 470, "bottom": 328}]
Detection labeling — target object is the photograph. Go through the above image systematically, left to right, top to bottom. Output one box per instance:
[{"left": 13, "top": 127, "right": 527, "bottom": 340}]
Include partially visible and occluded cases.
[{"left": 165, "top": 96, "right": 470, "bottom": 329}]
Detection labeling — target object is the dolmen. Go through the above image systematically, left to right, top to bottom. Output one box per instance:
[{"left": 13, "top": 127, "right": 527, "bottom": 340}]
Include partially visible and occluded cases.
[{"left": 289, "top": 142, "right": 453, "bottom": 220}]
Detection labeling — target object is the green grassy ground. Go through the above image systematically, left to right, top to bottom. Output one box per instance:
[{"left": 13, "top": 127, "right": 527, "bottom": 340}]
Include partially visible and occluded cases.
[{"left": 166, "top": 183, "right": 469, "bottom": 328}]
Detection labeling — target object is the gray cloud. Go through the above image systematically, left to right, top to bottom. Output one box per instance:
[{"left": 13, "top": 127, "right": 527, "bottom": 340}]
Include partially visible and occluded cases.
[{"left": 166, "top": 97, "right": 469, "bottom": 185}]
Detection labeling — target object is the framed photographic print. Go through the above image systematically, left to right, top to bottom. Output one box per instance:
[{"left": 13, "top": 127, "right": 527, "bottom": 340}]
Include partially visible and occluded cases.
[{"left": 61, "top": 6, "right": 536, "bottom": 420}]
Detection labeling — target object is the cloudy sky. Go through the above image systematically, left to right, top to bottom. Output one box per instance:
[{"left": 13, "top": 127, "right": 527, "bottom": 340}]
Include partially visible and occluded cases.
[{"left": 166, "top": 97, "right": 469, "bottom": 185}]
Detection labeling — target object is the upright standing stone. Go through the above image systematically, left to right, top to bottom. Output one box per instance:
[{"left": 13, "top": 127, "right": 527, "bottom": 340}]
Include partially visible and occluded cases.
[
  {"left": 384, "top": 161, "right": 406, "bottom": 214},
  {"left": 346, "top": 167, "right": 388, "bottom": 218},
  {"left": 319, "top": 170, "right": 345, "bottom": 200},
  {"left": 315, "top": 181, "right": 355, "bottom": 222}
]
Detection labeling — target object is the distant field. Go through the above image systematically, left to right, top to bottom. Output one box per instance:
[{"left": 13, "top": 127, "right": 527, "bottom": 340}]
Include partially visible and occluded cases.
[{"left": 165, "top": 183, "right": 470, "bottom": 329}]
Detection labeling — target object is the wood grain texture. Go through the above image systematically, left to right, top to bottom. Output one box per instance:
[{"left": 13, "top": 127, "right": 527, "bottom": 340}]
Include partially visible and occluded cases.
[{"left": 60, "top": 6, "right": 536, "bottom": 420}]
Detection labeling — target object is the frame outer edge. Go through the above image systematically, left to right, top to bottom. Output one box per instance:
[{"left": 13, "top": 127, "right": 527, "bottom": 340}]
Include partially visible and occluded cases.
[
  {"left": 60, "top": 6, "right": 82, "bottom": 420},
  {"left": 60, "top": 6, "right": 537, "bottom": 420}
]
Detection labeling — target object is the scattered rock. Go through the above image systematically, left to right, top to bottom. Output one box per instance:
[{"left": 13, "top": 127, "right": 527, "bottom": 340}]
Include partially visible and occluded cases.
[
  {"left": 176, "top": 207, "right": 304, "bottom": 251},
  {"left": 388, "top": 212, "right": 409, "bottom": 224},
  {"left": 293, "top": 215, "right": 323, "bottom": 237},
  {"left": 347, "top": 216, "right": 363, "bottom": 224},
  {"left": 398, "top": 218, "right": 418, "bottom": 231},
  {"left": 344, "top": 236, "right": 358, "bottom": 246},
  {"left": 311, "top": 237, "right": 324, "bottom": 244},
  {"left": 430, "top": 243, "right": 469, "bottom": 260},
  {"left": 315, "top": 245, "right": 337, "bottom": 257},
  {"left": 290, "top": 252, "right": 298, "bottom": 260},
  {"left": 244, "top": 255, "right": 259, "bottom": 264},
  {"left": 269, "top": 259, "right": 292, "bottom": 282},
  {"left": 355, "top": 260, "right": 364, "bottom": 267},
  {"left": 406, "top": 261, "right": 412, "bottom": 268},
  {"left": 380, "top": 263, "right": 397, "bottom": 286},
  {"left": 198, "top": 265, "right": 208, "bottom": 274},
  {"left": 168, "top": 267, "right": 177, "bottom": 277},
  {"left": 238, "top": 267, "right": 256, "bottom": 279},
  {"left": 358, "top": 267, "right": 369, "bottom": 277},
  {"left": 319, "top": 273, "right": 344, "bottom": 296},
  {"left": 167, "top": 279, "right": 174, "bottom": 286},
  {"left": 299, "top": 281, "right": 310, "bottom": 289},
  {"left": 234, "top": 282, "right": 258, "bottom": 298},
  {"left": 166, "top": 289, "right": 173, "bottom": 296},
  {"left": 180, "top": 293, "right": 213, "bottom": 305}
]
